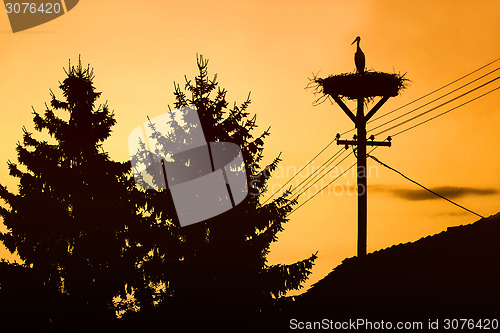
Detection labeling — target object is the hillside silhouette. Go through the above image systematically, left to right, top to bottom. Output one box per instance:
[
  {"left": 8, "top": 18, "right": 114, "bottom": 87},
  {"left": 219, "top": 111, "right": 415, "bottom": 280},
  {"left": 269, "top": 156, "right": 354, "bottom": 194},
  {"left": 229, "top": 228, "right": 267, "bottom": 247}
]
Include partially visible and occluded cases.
[{"left": 286, "top": 212, "right": 500, "bottom": 322}]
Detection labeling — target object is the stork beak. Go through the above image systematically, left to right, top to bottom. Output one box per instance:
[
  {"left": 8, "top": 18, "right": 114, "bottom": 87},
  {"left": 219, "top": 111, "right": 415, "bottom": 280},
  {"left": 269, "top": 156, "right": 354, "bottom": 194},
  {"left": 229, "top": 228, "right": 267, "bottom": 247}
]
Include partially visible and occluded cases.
[{"left": 351, "top": 39, "right": 356, "bottom": 45}]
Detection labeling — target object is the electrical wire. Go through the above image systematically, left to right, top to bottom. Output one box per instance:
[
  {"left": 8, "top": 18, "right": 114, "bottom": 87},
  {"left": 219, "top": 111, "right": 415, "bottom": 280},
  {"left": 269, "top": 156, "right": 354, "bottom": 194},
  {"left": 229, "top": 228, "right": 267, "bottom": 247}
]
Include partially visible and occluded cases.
[
  {"left": 368, "top": 57, "right": 500, "bottom": 124},
  {"left": 340, "top": 58, "right": 500, "bottom": 138},
  {"left": 368, "top": 68, "right": 500, "bottom": 134},
  {"left": 373, "top": 76, "right": 500, "bottom": 136},
  {"left": 383, "top": 85, "right": 500, "bottom": 137},
  {"left": 262, "top": 137, "right": 339, "bottom": 204},
  {"left": 290, "top": 146, "right": 380, "bottom": 215},
  {"left": 288, "top": 148, "right": 346, "bottom": 197},
  {"left": 293, "top": 150, "right": 353, "bottom": 200},
  {"left": 367, "top": 154, "right": 485, "bottom": 219},
  {"left": 289, "top": 161, "right": 357, "bottom": 216}
]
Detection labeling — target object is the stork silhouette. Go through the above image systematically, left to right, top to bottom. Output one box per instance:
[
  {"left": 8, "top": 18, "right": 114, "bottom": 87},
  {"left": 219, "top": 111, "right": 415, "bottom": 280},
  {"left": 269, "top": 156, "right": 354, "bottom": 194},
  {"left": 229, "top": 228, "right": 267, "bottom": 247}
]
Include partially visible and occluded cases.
[{"left": 351, "top": 36, "right": 365, "bottom": 74}]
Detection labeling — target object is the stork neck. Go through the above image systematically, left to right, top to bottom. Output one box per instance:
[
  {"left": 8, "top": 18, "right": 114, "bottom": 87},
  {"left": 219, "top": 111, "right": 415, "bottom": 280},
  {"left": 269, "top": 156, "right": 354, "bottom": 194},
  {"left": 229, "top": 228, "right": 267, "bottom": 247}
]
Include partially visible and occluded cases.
[{"left": 356, "top": 40, "right": 361, "bottom": 50}]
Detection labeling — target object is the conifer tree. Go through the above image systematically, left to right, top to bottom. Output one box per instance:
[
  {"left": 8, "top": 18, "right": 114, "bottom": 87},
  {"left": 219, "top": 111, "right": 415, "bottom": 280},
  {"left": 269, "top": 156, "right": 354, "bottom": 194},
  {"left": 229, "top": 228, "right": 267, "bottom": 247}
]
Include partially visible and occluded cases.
[
  {"left": 0, "top": 56, "right": 317, "bottom": 329},
  {"left": 126, "top": 56, "right": 317, "bottom": 327},
  {"left": 0, "top": 59, "right": 140, "bottom": 326}
]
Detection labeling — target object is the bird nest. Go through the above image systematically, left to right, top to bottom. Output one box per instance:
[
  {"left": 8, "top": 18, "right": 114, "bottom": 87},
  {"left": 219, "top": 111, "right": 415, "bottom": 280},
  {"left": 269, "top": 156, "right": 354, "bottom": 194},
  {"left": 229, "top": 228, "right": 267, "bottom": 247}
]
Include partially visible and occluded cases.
[{"left": 310, "top": 71, "right": 408, "bottom": 102}]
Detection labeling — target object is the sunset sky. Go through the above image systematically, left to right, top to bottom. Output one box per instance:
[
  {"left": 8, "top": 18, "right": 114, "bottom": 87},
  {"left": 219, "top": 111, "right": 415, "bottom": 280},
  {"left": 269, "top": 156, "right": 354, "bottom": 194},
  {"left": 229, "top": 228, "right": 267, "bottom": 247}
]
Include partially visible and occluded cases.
[{"left": 1, "top": 0, "right": 500, "bottom": 294}]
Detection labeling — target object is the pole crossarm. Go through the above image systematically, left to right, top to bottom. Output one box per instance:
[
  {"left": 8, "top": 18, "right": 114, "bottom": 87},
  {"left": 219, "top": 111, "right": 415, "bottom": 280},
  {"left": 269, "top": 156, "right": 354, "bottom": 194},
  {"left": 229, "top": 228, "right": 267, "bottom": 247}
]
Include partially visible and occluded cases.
[{"left": 337, "top": 139, "right": 391, "bottom": 147}]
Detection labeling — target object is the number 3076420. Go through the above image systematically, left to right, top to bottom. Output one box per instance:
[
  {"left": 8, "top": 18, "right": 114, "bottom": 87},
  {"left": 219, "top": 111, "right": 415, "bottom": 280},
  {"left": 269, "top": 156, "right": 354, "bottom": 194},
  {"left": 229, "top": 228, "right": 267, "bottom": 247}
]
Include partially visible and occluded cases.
[{"left": 5, "top": 2, "right": 62, "bottom": 14}]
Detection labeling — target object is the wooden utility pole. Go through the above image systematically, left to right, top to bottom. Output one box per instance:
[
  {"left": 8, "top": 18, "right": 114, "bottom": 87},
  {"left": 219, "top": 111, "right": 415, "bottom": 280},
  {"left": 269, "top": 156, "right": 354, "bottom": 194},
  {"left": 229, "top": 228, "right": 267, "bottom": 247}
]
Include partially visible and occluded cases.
[
  {"left": 312, "top": 37, "right": 406, "bottom": 257},
  {"left": 333, "top": 95, "right": 391, "bottom": 257}
]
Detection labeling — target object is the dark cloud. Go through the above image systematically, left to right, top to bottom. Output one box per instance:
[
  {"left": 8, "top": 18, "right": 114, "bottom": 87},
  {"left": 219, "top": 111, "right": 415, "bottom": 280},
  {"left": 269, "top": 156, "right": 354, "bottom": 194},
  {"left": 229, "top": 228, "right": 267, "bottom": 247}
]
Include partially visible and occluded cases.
[
  {"left": 372, "top": 185, "right": 498, "bottom": 201},
  {"left": 434, "top": 210, "right": 469, "bottom": 217}
]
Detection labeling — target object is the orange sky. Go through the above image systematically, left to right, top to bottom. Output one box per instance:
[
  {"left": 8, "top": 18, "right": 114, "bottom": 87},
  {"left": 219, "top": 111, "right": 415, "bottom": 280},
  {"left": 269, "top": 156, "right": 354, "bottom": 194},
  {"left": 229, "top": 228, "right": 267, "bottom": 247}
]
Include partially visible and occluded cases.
[{"left": 1, "top": 0, "right": 500, "bottom": 294}]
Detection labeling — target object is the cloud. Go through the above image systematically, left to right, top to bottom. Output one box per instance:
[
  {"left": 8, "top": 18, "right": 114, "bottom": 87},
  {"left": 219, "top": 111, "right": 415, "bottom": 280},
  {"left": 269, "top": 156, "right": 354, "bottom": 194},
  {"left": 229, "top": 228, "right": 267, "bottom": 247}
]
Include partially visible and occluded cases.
[
  {"left": 372, "top": 185, "right": 498, "bottom": 201},
  {"left": 434, "top": 210, "right": 470, "bottom": 217}
]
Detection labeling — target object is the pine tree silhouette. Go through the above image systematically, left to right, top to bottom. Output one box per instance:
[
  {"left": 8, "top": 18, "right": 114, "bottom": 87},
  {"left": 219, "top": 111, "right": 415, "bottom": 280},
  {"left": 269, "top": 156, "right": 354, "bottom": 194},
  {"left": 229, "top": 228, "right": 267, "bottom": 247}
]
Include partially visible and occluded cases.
[
  {"left": 0, "top": 56, "right": 317, "bottom": 330},
  {"left": 124, "top": 56, "right": 317, "bottom": 329},
  {"left": 0, "top": 59, "right": 141, "bottom": 328}
]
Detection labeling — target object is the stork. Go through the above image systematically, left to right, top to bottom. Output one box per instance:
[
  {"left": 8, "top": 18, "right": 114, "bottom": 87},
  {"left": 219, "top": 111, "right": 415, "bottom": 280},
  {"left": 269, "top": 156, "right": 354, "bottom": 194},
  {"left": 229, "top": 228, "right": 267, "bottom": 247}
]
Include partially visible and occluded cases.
[{"left": 351, "top": 36, "right": 365, "bottom": 74}]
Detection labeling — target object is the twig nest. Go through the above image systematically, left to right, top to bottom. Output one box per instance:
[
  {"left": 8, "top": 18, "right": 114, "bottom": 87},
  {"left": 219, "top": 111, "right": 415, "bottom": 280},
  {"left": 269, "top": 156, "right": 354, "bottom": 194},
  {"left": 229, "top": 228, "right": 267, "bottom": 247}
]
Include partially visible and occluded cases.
[{"left": 313, "top": 71, "right": 408, "bottom": 100}]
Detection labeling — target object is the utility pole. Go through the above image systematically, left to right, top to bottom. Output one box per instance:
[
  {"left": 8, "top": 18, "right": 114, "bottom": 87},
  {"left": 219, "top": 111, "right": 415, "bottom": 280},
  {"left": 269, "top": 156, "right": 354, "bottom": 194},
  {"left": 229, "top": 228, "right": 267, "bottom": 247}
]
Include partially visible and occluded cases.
[
  {"left": 312, "top": 37, "right": 405, "bottom": 257},
  {"left": 333, "top": 95, "right": 391, "bottom": 257}
]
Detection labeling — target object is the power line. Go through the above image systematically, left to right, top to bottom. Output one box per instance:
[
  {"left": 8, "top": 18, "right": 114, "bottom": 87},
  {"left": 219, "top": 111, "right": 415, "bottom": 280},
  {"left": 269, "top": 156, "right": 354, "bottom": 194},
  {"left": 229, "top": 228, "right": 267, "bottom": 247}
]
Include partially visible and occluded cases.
[
  {"left": 340, "top": 57, "right": 500, "bottom": 138},
  {"left": 367, "top": 57, "right": 500, "bottom": 124},
  {"left": 368, "top": 67, "right": 500, "bottom": 134},
  {"left": 374, "top": 76, "right": 500, "bottom": 137},
  {"left": 387, "top": 85, "right": 500, "bottom": 137},
  {"left": 263, "top": 126, "right": 360, "bottom": 204},
  {"left": 262, "top": 137, "right": 339, "bottom": 204},
  {"left": 290, "top": 145, "right": 381, "bottom": 215},
  {"left": 289, "top": 148, "right": 346, "bottom": 197},
  {"left": 294, "top": 150, "right": 353, "bottom": 200},
  {"left": 367, "top": 154, "right": 485, "bottom": 219},
  {"left": 290, "top": 161, "right": 357, "bottom": 216}
]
